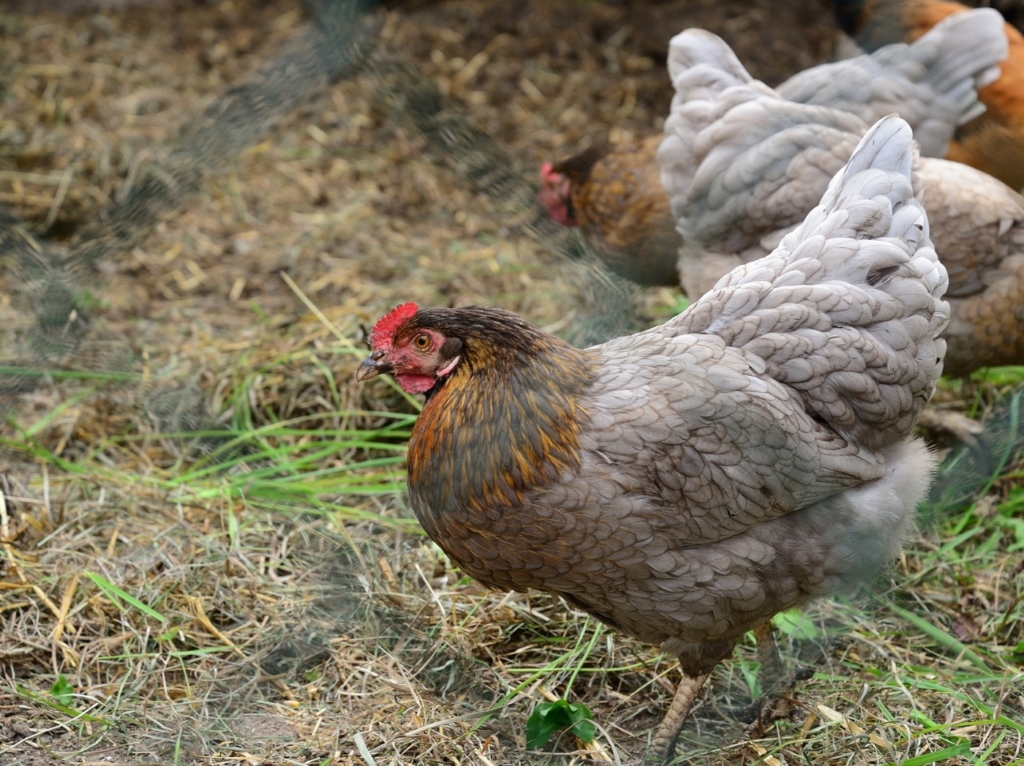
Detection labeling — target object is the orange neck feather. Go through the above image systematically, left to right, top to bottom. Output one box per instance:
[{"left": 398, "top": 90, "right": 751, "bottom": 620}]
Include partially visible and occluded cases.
[{"left": 407, "top": 334, "right": 595, "bottom": 537}]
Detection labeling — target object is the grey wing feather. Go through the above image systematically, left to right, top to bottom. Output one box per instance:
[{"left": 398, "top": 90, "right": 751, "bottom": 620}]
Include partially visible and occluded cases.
[
  {"left": 778, "top": 8, "right": 1006, "bottom": 157},
  {"left": 659, "top": 28, "right": 774, "bottom": 221},
  {"left": 586, "top": 329, "right": 889, "bottom": 545}
]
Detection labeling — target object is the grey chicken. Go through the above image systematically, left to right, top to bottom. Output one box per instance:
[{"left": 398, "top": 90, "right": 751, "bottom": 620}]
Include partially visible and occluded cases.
[
  {"left": 659, "top": 27, "right": 1024, "bottom": 378},
  {"left": 359, "top": 116, "right": 949, "bottom": 759}
]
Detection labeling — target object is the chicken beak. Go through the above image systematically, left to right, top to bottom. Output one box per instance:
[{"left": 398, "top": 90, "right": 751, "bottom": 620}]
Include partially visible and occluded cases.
[{"left": 356, "top": 351, "right": 392, "bottom": 382}]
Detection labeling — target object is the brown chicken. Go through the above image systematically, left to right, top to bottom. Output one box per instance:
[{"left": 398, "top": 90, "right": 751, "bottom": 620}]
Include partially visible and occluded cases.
[
  {"left": 837, "top": 0, "right": 1024, "bottom": 191},
  {"left": 538, "top": 8, "right": 1005, "bottom": 288},
  {"left": 359, "top": 117, "right": 949, "bottom": 760},
  {"left": 538, "top": 136, "right": 681, "bottom": 286}
]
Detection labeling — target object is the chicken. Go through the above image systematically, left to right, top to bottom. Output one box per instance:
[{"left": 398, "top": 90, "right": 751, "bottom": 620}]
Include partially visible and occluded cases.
[
  {"left": 837, "top": 0, "right": 1024, "bottom": 190},
  {"left": 537, "top": 8, "right": 1005, "bottom": 287},
  {"left": 659, "top": 28, "right": 1024, "bottom": 378},
  {"left": 359, "top": 115, "right": 950, "bottom": 760},
  {"left": 538, "top": 135, "right": 681, "bottom": 286}
]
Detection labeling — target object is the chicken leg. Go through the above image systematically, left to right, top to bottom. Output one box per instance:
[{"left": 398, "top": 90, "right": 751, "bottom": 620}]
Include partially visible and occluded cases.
[
  {"left": 748, "top": 620, "right": 819, "bottom": 735},
  {"left": 753, "top": 620, "right": 785, "bottom": 694},
  {"left": 651, "top": 671, "right": 710, "bottom": 761}
]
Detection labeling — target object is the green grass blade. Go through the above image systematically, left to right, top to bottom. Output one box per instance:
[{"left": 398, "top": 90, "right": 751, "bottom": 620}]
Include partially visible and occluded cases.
[
  {"left": 84, "top": 571, "right": 167, "bottom": 623},
  {"left": 888, "top": 603, "right": 995, "bottom": 674},
  {"left": 13, "top": 684, "right": 111, "bottom": 725},
  {"left": 884, "top": 741, "right": 971, "bottom": 766}
]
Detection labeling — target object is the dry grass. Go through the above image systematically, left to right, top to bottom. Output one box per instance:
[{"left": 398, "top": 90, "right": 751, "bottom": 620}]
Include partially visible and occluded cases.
[{"left": 0, "top": 1, "right": 1021, "bottom": 764}]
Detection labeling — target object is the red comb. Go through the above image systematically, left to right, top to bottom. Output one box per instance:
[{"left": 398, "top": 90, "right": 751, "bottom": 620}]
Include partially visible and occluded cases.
[
  {"left": 540, "top": 162, "right": 556, "bottom": 182},
  {"left": 370, "top": 302, "right": 419, "bottom": 349}
]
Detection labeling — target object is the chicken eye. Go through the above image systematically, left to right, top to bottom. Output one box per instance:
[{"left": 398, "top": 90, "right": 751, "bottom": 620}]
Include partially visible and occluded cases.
[{"left": 413, "top": 334, "right": 431, "bottom": 350}]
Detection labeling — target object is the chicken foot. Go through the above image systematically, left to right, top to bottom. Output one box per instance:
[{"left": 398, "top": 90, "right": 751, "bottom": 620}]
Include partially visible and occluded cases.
[
  {"left": 917, "top": 408, "right": 985, "bottom": 455},
  {"left": 746, "top": 621, "right": 810, "bottom": 733},
  {"left": 650, "top": 671, "right": 710, "bottom": 762}
]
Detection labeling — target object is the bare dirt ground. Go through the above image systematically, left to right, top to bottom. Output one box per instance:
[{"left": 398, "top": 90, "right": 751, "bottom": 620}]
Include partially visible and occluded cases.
[{"left": 0, "top": 1, "right": 1021, "bottom": 765}]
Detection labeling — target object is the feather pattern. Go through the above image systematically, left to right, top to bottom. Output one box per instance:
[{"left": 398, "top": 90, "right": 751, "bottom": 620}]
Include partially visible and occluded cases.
[{"left": 778, "top": 8, "right": 1006, "bottom": 157}]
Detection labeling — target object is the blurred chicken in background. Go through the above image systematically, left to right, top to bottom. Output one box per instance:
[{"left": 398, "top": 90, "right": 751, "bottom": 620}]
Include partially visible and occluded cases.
[
  {"left": 836, "top": 0, "right": 1024, "bottom": 191},
  {"left": 538, "top": 8, "right": 1006, "bottom": 289},
  {"left": 657, "top": 25, "right": 1023, "bottom": 381}
]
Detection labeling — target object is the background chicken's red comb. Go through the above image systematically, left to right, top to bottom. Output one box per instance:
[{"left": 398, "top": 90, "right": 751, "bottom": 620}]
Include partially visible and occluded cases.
[{"left": 370, "top": 302, "right": 419, "bottom": 348}]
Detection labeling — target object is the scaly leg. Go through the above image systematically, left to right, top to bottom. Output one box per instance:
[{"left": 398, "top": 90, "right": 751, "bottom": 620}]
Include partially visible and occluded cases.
[
  {"left": 748, "top": 620, "right": 813, "bottom": 734},
  {"left": 753, "top": 620, "right": 785, "bottom": 694},
  {"left": 650, "top": 672, "right": 710, "bottom": 762}
]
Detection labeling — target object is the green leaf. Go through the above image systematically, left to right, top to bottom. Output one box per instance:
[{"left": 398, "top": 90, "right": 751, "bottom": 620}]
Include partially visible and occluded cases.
[
  {"left": 76, "top": 291, "right": 106, "bottom": 310},
  {"left": 671, "top": 295, "right": 691, "bottom": 315},
  {"left": 971, "top": 365, "right": 1024, "bottom": 386},
  {"left": 994, "top": 515, "right": 1024, "bottom": 552},
  {"left": 773, "top": 609, "right": 821, "bottom": 639},
  {"left": 156, "top": 627, "right": 180, "bottom": 642},
  {"left": 1010, "top": 642, "right": 1024, "bottom": 663},
  {"left": 49, "top": 676, "right": 74, "bottom": 707},
  {"left": 14, "top": 684, "right": 109, "bottom": 724},
  {"left": 526, "top": 699, "right": 595, "bottom": 749},
  {"left": 526, "top": 701, "right": 565, "bottom": 748},
  {"left": 565, "top": 703, "right": 595, "bottom": 743}
]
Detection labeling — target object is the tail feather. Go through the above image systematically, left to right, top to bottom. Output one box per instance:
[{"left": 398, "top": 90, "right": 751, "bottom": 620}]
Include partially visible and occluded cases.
[
  {"left": 777, "top": 8, "right": 1006, "bottom": 158},
  {"left": 905, "top": 9, "right": 1005, "bottom": 99},
  {"left": 666, "top": 28, "right": 754, "bottom": 89},
  {"left": 662, "top": 30, "right": 772, "bottom": 137},
  {"left": 658, "top": 36, "right": 866, "bottom": 252},
  {"left": 829, "top": 112, "right": 913, "bottom": 186},
  {"left": 673, "top": 116, "right": 950, "bottom": 449}
]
